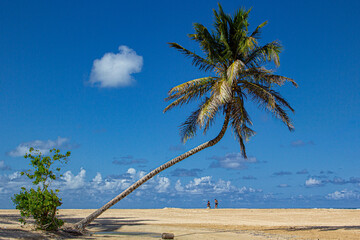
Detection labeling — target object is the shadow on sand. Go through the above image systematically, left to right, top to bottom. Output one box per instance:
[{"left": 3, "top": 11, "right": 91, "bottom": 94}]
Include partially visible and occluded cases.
[
  {"left": 0, "top": 213, "right": 158, "bottom": 239},
  {"left": 59, "top": 215, "right": 157, "bottom": 233},
  {"left": 268, "top": 225, "right": 360, "bottom": 232}
]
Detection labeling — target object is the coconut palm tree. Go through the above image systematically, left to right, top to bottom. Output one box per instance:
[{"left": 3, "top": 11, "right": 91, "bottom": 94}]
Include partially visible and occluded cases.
[{"left": 72, "top": 4, "right": 297, "bottom": 232}]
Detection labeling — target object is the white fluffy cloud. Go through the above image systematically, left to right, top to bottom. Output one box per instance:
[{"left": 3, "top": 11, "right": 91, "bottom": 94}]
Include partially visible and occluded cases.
[
  {"left": 89, "top": 45, "right": 143, "bottom": 88},
  {"left": 8, "top": 137, "right": 70, "bottom": 157},
  {"left": 61, "top": 168, "right": 86, "bottom": 190},
  {"left": 8, "top": 171, "right": 21, "bottom": 180},
  {"left": 175, "top": 176, "right": 261, "bottom": 195},
  {"left": 155, "top": 177, "right": 170, "bottom": 193},
  {"left": 305, "top": 178, "right": 322, "bottom": 187},
  {"left": 175, "top": 180, "right": 184, "bottom": 192},
  {"left": 326, "top": 189, "right": 360, "bottom": 200}
]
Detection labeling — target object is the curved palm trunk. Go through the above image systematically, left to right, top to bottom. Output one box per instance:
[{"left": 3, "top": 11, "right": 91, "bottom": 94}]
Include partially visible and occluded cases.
[{"left": 73, "top": 112, "right": 230, "bottom": 232}]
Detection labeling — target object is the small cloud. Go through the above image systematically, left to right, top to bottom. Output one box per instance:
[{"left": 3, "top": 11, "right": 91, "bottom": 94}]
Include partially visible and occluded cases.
[
  {"left": 89, "top": 45, "right": 143, "bottom": 88},
  {"left": 8, "top": 137, "right": 73, "bottom": 157},
  {"left": 291, "top": 140, "right": 314, "bottom": 147},
  {"left": 168, "top": 145, "right": 185, "bottom": 152},
  {"left": 210, "top": 153, "right": 257, "bottom": 170},
  {"left": 112, "top": 155, "right": 147, "bottom": 165},
  {"left": 0, "top": 161, "right": 11, "bottom": 171},
  {"left": 127, "top": 167, "right": 137, "bottom": 176},
  {"left": 61, "top": 168, "right": 86, "bottom": 190},
  {"left": 170, "top": 168, "right": 202, "bottom": 177},
  {"left": 296, "top": 169, "right": 308, "bottom": 175},
  {"left": 8, "top": 171, "right": 21, "bottom": 180},
  {"left": 273, "top": 171, "right": 292, "bottom": 176},
  {"left": 92, "top": 172, "right": 102, "bottom": 184},
  {"left": 242, "top": 175, "right": 257, "bottom": 180},
  {"left": 175, "top": 176, "right": 262, "bottom": 196},
  {"left": 155, "top": 177, "right": 170, "bottom": 193},
  {"left": 324, "top": 177, "right": 360, "bottom": 185},
  {"left": 328, "top": 177, "right": 347, "bottom": 185},
  {"left": 305, "top": 178, "right": 322, "bottom": 187},
  {"left": 175, "top": 180, "right": 184, "bottom": 191},
  {"left": 277, "top": 184, "right": 290, "bottom": 188},
  {"left": 239, "top": 186, "right": 262, "bottom": 194},
  {"left": 326, "top": 189, "right": 360, "bottom": 200}
]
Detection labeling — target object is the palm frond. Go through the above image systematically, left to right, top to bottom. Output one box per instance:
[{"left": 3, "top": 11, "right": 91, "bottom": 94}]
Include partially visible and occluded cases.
[
  {"left": 250, "top": 21, "right": 268, "bottom": 39},
  {"left": 189, "top": 23, "right": 218, "bottom": 59},
  {"left": 245, "top": 41, "right": 282, "bottom": 67},
  {"left": 168, "top": 43, "right": 216, "bottom": 72},
  {"left": 226, "top": 59, "right": 244, "bottom": 85},
  {"left": 242, "top": 68, "right": 297, "bottom": 87},
  {"left": 262, "top": 74, "right": 298, "bottom": 87},
  {"left": 164, "top": 77, "right": 216, "bottom": 113},
  {"left": 167, "top": 77, "right": 217, "bottom": 97},
  {"left": 214, "top": 78, "right": 233, "bottom": 105},
  {"left": 239, "top": 81, "right": 276, "bottom": 109},
  {"left": 240, "top": 81, "right": 294, "bottom": 130},
  {"left": 164, "top": 86, "right": 209, "bottom": 113},
  {"left": 270, "top": 89, "right": 295, "bottom": 112},
  {"left": 196, "top": 94, "right": 222, "bottom": 128},
  {"left": 230, "top": 96, "right": 252, "bottom": 127},
  {"left": 273, "top": 103, "right": 295, "bottom": 131},
  {"left": 203, "top": 105, "right": 222, "bottom": 135},
  {"left": 180, "top": 108, "right": 202, "bottom": 143},
  {"left": 231, "top": 121, "right": 255, "bottom": 158},
  {"left": 232, "top": 124, "right": 247, "bottom": 158}
]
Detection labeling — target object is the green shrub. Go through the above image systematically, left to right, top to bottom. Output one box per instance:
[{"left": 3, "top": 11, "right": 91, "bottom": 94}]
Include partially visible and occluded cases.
[{"left": 12, "top": 148, "right": 70, "bottom": 231}]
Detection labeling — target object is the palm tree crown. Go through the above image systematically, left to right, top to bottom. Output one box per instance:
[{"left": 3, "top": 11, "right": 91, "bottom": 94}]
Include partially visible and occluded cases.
[{"left": 165, "top": 4, "right": 297, "bottom": 158}]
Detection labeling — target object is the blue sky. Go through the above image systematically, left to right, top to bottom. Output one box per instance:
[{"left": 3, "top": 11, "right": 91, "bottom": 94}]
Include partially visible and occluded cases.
[{"left": 0, "top": 0, "right": 359, "bottom": 209}]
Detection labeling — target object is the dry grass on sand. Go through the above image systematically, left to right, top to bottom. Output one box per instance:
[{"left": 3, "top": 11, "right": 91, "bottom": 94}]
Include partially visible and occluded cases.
[{"left": 0, "top": 208, "right": 359, "bottom": 239}]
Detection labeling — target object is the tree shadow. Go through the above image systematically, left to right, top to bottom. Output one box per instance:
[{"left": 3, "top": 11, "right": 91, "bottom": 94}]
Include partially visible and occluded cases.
[
  {"left": 0, "top": 213, "right": 158, "bottom": 238},
  {"left": 0, "top": 213, "right": 20, "bottom": 225},
  {"left": 0, "top": 213, "right": 90, "bottom": 239},
  {"left": 59, "top": 215, "right": 158, "bottom": 236},
  {"left": 87, "top": 217, "right": 156, "bottom": 233},
  {"left": 268, "top": 226, "right": 360, "bottom": 232},
  {"left": 0, "top": 229, "right": 50, "bottom": 240},
  {"left": 177, "top": 230, "right": 228, "bottom": 237}
]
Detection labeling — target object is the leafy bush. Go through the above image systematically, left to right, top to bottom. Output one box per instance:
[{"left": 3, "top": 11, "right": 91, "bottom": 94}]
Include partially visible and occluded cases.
[{"left": 12, "top": 148, "right": 70, "bottom": 231}]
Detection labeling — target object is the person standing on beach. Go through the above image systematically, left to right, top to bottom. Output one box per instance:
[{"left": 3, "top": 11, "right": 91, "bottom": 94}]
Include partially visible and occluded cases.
[
  {"left": 214, "top": 199, "right": 218, "bottom": 209},
  {"left": 207, "top": 200, "right": 211, "bottom": 209}
]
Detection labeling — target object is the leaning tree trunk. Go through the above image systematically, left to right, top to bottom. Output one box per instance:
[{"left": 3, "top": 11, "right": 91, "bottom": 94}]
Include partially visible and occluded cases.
[{"left": 73, "top": 112, "right": 230, "bottom": 232}]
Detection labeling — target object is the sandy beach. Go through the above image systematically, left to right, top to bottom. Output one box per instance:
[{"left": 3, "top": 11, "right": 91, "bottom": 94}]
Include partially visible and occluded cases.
[{"left": 0, "top": 208, "right": 359, "bottom": 239}]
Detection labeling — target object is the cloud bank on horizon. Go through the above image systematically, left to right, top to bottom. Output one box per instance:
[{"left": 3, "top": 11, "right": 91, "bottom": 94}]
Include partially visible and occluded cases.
[
  {"left": 89, "top": 45, "right": 143, "bottom": 88},
  {"left": 0, "top": 166, "right": 263, "bottom": 208},
  {"left": 1, "top": 166, "right": 358, "bottom": 209}
]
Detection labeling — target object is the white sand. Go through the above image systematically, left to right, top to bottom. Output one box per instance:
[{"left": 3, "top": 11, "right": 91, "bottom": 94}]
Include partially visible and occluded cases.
[{"left": 0, "top": 208, "right": 359, "bottom": 239}]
